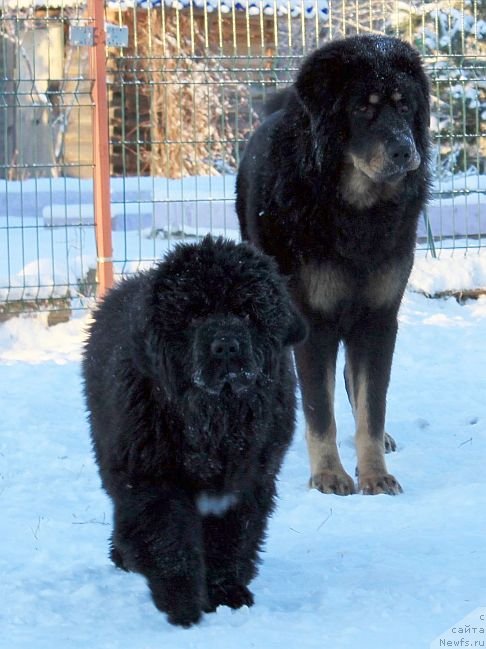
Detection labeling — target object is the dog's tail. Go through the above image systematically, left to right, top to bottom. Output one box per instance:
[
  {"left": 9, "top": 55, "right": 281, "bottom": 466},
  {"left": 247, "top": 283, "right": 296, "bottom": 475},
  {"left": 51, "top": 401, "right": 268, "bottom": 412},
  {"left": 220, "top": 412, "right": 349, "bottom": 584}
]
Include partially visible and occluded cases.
[{"left": 264, "top": 87, "right": 293, "bottom": 116}]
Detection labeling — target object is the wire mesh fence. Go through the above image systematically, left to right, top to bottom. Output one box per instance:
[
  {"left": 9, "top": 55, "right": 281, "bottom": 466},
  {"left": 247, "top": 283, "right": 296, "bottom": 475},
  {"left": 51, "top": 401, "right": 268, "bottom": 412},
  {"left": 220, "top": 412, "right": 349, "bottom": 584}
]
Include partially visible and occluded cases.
[
  {"left": 0, "top": 0, "right": 485, "bottom": 316},
  {"left": 0, "top": 1, "right": 95, "bottom": 319}
]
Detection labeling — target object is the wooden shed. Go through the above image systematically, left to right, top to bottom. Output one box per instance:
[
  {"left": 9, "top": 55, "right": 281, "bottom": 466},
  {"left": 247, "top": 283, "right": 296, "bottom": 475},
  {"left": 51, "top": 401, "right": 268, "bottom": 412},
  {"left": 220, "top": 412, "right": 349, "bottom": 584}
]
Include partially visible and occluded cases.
[
  {"left": 0, "top": 0, "right": 331, "bottom": 179},
  {"left": 0, "top": 2, "right": 87, "bottom": 179},
  {"left": 105, "top": 4, "right": 279, "bottom": 178}
]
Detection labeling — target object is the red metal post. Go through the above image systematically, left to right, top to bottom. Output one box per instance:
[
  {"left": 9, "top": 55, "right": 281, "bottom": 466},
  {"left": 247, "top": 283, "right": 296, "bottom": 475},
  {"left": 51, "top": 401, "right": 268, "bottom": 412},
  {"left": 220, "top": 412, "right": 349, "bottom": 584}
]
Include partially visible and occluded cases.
[{"left": 89, "top": 0, "right": 114, "bottom": 298}]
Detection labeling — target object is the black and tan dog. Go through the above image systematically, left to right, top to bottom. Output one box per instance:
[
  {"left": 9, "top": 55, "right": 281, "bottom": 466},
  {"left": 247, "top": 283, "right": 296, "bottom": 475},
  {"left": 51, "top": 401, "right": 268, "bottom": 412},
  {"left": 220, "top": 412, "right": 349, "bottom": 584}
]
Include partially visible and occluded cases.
[{"left": 236, "top": 34, "right": 431, "bottom": 496}]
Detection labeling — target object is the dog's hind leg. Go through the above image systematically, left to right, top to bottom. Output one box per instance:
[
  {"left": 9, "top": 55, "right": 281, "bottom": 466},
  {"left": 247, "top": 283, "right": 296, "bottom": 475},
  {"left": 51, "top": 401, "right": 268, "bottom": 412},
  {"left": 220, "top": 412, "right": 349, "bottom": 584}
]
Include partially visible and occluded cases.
[
  {"left": 294, "top": 322, "right": 356, "bottom": 496},
  {"left": 384, "top": 432, "right": 397, "bottom": 453}
]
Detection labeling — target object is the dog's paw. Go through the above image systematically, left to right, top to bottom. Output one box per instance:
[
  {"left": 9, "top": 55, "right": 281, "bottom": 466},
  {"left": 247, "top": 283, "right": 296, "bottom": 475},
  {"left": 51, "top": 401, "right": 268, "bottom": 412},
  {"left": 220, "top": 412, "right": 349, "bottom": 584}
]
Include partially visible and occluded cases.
[
  {"left": 384, "top": 432, "right": 397, "bottom": 453},
  {"left": 309, "top": 470, "right": 356, "bottom": 496},
  {"left": 359, "top": 472, "right": 403, "bottom": 495},
  {"left": 150, "top": 577, "right": 204, "bottom": 628},
  {"left": 206, "top": 583, "right": 254, "bottom": 611},
  {"left": 166, "top": 604, "right": 202, "bottom": 628}
]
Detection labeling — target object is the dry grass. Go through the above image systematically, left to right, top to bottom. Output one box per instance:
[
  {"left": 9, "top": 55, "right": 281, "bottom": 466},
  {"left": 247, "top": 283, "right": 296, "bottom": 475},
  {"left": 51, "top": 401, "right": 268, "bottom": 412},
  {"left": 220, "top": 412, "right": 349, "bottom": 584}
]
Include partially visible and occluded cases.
[{"left": 110, "top": 10, "right": 252, "bottom": 178}]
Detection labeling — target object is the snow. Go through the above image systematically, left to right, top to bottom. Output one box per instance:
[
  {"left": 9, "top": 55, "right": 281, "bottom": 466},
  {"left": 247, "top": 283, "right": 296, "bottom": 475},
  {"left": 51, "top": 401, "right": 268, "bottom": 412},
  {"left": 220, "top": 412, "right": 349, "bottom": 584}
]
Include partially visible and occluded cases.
[
  {"left": 1, "top": 0, "right": 83, "bottom": 8},
  {"left": 3, "top": 0, "right": 330, "bottom": 19},
  {"left": 107, "top": 0, "right": 330, "bottom": 19},
  {"left": 1, "top": 174, "right": 485, "bottom": 303},
  {"left": 4, "top": 174, "right": 485, "bottom": 238},
  {"left": 411, "top": 249, "right": 486, "bottom": 295},
  {"left": 1, "top": 273, "right": 486, "bottom": 647}
]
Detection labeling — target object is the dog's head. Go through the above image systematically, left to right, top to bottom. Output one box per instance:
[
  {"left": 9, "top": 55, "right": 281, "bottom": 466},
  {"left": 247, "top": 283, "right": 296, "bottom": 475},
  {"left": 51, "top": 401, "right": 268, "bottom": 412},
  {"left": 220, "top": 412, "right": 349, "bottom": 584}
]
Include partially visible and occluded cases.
[
  {"left": 294, "top": 35, "right": 430, "bottom": 204},
  {"left": 345, "top": 87, "right": 421, "bottom": 183},
  {"left": 137, "top": 236, "right": 306, "bottom": 399},
  {"left": 191, "top": 314, "right": 262, "bottom": 395}
]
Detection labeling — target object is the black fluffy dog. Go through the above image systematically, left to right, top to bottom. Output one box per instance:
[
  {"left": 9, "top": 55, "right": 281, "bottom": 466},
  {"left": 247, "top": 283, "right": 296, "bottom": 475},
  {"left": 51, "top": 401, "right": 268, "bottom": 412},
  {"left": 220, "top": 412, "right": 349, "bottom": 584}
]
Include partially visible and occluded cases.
[
  {"left": 237, "top": 35, "right": 431, "bottom": 496},
  {"left": 82, "top": 236, "right": 306, "bottom": 627}
]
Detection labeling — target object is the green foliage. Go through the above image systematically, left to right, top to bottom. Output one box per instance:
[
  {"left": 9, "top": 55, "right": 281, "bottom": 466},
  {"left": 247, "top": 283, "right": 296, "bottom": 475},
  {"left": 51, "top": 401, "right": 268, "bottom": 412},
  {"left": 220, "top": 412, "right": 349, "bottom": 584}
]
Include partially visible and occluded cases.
[{"left": 394, "top": 1, "right": 485, "bottom": 177}]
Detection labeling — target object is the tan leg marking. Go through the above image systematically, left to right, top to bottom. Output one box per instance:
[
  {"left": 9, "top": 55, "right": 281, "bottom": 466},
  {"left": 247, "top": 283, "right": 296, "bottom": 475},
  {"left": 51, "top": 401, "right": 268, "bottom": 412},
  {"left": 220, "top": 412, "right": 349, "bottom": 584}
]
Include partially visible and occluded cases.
[
  {"left": 346, "top": 356, "right": 397, "bottom": 453},
  {"left": 348, "top": 356, "right": 396, "bottom": 455},
  {"left": 306, "top": 367, "right": 355, "bottom": 496},
  {"left": 354, "top": 372, "right": 402, "bottom": 495},
  {"left": 307, "top": 425, "right": 356, "bottom": 496}
]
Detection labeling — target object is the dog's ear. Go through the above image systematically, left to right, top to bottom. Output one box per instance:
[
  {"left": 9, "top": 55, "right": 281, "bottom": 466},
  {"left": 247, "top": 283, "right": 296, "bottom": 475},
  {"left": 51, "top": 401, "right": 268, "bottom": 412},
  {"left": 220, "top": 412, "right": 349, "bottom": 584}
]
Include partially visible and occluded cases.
[
  {"left": 293, "top": 44, "right": 348, "bottom": 172},
  {"left": 294, "top": 45, "right": 345, "bottom": 118},
  {"left": 125, "top": 277, "right": 169, "bottom": 381},
  {"left": 126, "top": 287, "right": 158, "bottom": 378},
  {"left": 283, "top": 304, "right": 307, "bottom": 347}
]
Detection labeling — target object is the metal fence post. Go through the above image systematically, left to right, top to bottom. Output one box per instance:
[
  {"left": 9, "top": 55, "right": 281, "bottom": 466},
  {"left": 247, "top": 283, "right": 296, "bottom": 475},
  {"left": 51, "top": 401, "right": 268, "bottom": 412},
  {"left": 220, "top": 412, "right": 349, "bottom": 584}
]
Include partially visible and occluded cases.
[{"left": 89, "top": 0, "right": 114, "bottom": 298}]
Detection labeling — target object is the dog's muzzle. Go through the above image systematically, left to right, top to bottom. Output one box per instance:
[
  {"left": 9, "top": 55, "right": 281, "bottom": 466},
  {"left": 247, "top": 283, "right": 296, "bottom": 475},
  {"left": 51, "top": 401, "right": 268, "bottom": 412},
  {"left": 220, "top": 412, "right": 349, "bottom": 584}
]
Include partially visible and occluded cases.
[
  {"left": 351, "top": 133, "right": 421, "bottom": 184},
  {"left": 385, "top": 136, "right": 421, "bottom": 178},
  {"left": 192, "top": 321, "right": 259, "bottom": 395}
]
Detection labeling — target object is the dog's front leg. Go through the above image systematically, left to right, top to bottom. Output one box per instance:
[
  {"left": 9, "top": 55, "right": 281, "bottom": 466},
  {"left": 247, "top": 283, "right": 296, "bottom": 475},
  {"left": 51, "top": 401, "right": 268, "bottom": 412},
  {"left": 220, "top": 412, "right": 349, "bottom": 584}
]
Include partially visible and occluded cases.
[
  {"left": 344, "top": 310, "right": 403, "bottom": 495},
  {"left": 294, "top": 319, "right": 356, "bottom": 496},
  {"left": 202, "top": 479, "right": 278, "bottom": 610},
  {"left": 110, "top": 483, "right": 207, "bottom": 627}
]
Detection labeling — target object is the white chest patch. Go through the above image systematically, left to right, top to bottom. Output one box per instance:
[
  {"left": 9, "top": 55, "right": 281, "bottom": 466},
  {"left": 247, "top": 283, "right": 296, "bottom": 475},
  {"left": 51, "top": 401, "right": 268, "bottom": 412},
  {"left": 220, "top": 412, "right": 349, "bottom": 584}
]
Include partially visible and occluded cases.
[{"left": 196, "top": 492, "right": 239, "bottom": 517}]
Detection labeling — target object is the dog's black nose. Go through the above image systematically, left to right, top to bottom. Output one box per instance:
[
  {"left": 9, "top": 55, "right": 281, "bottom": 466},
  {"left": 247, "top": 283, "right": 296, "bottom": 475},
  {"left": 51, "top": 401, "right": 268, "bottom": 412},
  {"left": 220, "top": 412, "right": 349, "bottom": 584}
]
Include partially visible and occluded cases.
[
  {"left": 388, "top": 140, "right": 414, "bottom": 166},
  {"left": 210, "top": 337, "right": 240, "bottom": 359}
]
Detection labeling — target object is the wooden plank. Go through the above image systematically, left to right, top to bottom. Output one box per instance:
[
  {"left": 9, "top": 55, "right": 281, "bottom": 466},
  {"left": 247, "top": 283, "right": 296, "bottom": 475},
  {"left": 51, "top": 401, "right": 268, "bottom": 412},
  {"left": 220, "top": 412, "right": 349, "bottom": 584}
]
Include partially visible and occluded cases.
[
  {"left": 89, "top": 0, "right": 114, "bottom": 296},
  {"left": 14, "top": 26, "right": 57, "bottom": 177},
  {"left": 0, "top": 34, "right": 16, "bottom": 177}
]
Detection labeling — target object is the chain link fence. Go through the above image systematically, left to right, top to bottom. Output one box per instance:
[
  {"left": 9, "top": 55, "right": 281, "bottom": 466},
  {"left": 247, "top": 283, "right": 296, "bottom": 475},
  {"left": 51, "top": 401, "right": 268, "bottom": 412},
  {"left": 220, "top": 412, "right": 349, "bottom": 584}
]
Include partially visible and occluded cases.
[{"left": 0, "top": 0, "right": 485, "bottom": 317}]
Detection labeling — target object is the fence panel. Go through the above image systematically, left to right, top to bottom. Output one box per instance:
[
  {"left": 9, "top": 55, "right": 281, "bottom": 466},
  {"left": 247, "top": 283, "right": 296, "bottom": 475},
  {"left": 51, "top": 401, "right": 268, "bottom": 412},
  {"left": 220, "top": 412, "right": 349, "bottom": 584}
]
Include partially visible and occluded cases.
[
  {"left": 0, "top": 0, "right": 484, "bottom": 315},
  {"left": 105, "top": 0, "right": 485, "bottom": 270},
  {"left": 0, "top": 1, "right": 96, "bottom": 320}
]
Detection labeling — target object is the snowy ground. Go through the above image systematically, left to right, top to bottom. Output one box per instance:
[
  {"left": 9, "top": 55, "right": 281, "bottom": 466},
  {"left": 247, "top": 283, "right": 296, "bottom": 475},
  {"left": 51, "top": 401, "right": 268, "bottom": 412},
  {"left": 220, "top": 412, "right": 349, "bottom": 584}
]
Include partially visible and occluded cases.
[
  {"left": 1, "top": 173, "right": 485, "bottom": 302},
  {"left": 1, "top": 260, "right": 485, "bottom": 647}
]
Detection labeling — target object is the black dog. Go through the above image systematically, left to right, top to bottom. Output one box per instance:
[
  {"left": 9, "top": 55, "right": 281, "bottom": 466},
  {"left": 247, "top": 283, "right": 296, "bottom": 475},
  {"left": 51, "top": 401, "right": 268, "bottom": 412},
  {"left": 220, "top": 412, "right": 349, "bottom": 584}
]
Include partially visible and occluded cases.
[
  {"left": 236, "top": 35, "right": 430, "bottom": 496},
  {"left": 82, "top": 236, "right": 306, "bottom": 627}
]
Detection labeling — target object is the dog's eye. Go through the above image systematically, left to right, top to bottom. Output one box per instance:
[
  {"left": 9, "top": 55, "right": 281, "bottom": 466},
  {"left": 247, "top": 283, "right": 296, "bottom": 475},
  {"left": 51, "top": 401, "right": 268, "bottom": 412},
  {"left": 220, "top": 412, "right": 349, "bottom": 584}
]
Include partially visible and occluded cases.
[
  {"left": 398, "top": 104, "right": 409, "bottom": 114},
  {"left": 355, "top": 105, "right": 374, "bottom": 118}
]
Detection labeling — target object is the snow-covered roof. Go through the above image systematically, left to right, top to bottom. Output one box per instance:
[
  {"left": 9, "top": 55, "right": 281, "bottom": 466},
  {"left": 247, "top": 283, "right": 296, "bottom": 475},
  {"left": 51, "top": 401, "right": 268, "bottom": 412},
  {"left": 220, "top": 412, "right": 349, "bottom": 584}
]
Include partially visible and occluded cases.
[
  {"left": 0, "top": 0, "right": 329, "bottom": 19},
  {"left": 0, "top": 0, "right": 84, "bottom": 8},
  {"left": 110, "top": 0, "right": 330, "bottom": 19}
]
